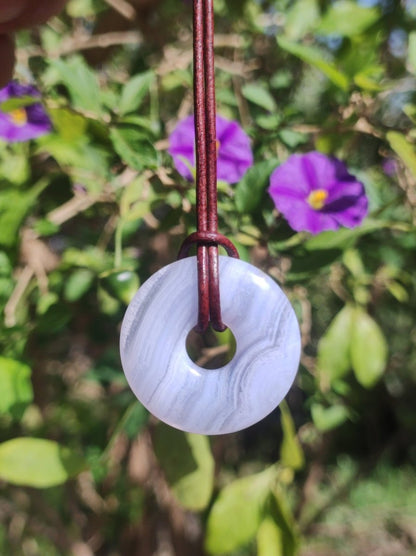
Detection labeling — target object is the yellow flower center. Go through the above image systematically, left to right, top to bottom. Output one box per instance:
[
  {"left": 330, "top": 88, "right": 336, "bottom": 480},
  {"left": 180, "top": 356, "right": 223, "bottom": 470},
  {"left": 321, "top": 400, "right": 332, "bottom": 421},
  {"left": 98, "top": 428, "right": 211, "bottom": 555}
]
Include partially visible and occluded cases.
[
  {"left": 9, "top": 108, "right": 28, "bottom": 127},
  {"left": 216, "top": 139, "right": 220, "bottom": 154},
  {"left": 307, "top": 189, "right": 328, "bottom": 210}
]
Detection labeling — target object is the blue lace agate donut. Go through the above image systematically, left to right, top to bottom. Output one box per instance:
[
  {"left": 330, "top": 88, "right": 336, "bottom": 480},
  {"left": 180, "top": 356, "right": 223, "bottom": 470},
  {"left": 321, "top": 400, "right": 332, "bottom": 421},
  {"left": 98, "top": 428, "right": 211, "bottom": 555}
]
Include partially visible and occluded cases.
[{"left": 120, "top": 256, "right": 301, "bottom": 435}]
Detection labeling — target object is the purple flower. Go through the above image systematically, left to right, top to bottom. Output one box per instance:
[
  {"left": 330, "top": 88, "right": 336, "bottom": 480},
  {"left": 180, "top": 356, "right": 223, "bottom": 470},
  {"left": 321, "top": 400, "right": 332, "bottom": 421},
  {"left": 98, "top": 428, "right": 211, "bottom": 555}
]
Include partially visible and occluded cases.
[
  {"left": 0, "top": 82, "right": 52, "bottom": 142},
  {"left": 168, "top": 115, "right": 253, "bottom": 184},
  {"left": 268, "top": 152, "right": 368, "bottom": 234}
]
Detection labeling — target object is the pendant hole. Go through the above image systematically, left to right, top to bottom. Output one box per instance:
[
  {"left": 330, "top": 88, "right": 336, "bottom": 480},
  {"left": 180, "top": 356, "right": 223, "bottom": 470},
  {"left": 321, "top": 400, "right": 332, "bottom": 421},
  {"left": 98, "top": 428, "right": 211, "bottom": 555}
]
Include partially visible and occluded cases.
[{"left": 186, "top": 325, "right": 237, "bottom": 370}]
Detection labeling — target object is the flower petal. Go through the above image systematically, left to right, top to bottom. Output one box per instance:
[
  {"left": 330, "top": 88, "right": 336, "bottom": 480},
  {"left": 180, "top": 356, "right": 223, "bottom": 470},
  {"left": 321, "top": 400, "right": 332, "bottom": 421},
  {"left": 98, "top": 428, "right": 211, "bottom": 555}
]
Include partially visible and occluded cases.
[
  {"left": 0, "top": 82, "right": 51, "bottom": 142},
  {"left": 168, "top": 114, "right": 252, "bottom": 183},
  {"left": 268, "top": 151, "right": 368, "bottom": 234},
  {"left": 269, "top": 154, "right": 316, "bottom": 196}
]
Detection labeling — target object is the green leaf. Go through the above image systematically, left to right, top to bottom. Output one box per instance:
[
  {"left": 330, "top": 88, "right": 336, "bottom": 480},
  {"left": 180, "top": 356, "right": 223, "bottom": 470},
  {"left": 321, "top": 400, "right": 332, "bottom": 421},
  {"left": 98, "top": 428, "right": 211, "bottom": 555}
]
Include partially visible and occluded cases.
[
  {"left": 66, "top": 0, "right": 96, "bottom": 18},
  {"left": 284, "top": 0, "right": 320, "bottom": 40},
  {"left": 317, "top": 1, "right": 380, "bottom": 37},
  {"left": 408, "top": 32, "right": 416, "bottom": 75},
  {"left": 277, "top": 37, "right": 349, "bottom": 91},
  {"left": 49, "top": 56, "right": 102, "bottom": 114},
  {"left": 354, "top": 66, "right": 384, "bottom": 92},
  {"left": 119, "top": 71, "right": 155, "bottom": 116},
  {"left": 241, "top": 83, "right": 276, "bottom": 112},
  {"left": 0, "top": 95, "right": 40, "bottom": 112},
  {"left": 49, "top": 107, "right": 88, "bottom": 141},
  {"left": 256, "top": 113, "right": 282, "bottom": 130},
  {"left": 110, "top": 125, "right": 158, "bottom": 170},
  {"left": 278, "top": 129, "right": 308, "bottom": 148},
  {"left": 386, "top": 131, "right": 416, "bottom": 178},
  {"left": 38, "top": 138, "right": 109, "bottom": 193},
  {"left": 0, "top": 147, "right": 30, "bottom": 184},
  {"left": 234, "top": 159, "right": 278, "bottom": 213},
  {"left": 119, "top": 175, "right": 158, "bottom": 223},
  {"left": 0, "top": 180, "right": 49, "bottom": 247},
  {"left": 33, "top": 219, "right": 60, "bottom": 237},
  {"left": 303, "top": 219, "right": 387, "bottom": 251},
  {"left": 62, "top": 246, "right": 113, "bottom": 273},
  {"left": 343, "top": 248, "right": 365, "bottom": 279},
  {"left": 287, "top": 249, "right": 342, "bottom": 279},
  {"left": 0, "top": 251, "right": 12, "bottom": 276},
  {"left": 64, "top": 269, "right": 95, "bottom": 302},
  {"left": 99, "top": 269, "right": 140, "bottom": 304},
  {"left": 386, "top": 280, "right": 409, "bottom": 303},
  {"left": 37, "top": 292, "right": 59, "bottom": 315},
  {"left": 316, "top": 305, "right": 355, "bottom": 390},
  {"left": 350, "top": 307, "right": 388, "bottom": 388},
  {"left": 0, "top": 357, "right": 33, "bottom": 418},
  {"left": 279, "top": 401, "right": 304, "bottom": 470},
  {"left": 101, "top": 402, "right": 147, "bottom": 463},
  {"left": 121, "top": 403, "right": 148, "bottom": 439},
  {"left": 311, "top": 403, "right": 350, "bottom": 431},
  {"left": 153, "top": 423, "right": 214, "bottom": 511},
  {"left": 0, "top": 438, "right": 85, "bottom": 487},
  {"left": 205, "top": 466, "right": 276, "bottom": 554},
  {"left": 267, "top": 489, "right": 299, "bottom": 556},
  {"left": 257, "top": 516, "right": 284, "bottom": 556}
]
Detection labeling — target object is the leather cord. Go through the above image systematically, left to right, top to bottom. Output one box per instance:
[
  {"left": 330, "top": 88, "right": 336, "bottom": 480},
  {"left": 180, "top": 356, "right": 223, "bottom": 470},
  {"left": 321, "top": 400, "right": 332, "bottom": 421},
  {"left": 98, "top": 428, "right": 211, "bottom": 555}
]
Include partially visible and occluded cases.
[{"left": 178, "top": 0, "right": 239, "bottom": 333}]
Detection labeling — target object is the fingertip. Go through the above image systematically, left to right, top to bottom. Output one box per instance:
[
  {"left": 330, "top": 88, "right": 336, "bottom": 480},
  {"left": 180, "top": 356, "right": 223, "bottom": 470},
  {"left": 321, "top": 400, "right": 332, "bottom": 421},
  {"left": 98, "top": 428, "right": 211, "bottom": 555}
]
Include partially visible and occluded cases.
[
  {"left": 0, "top": 0, "right": 27, "bottom": 25},
  {"left": 0, "top": 0, "right": 67, "bottom": 33},
  {"left": 0, "top": 34, "right": 15, "bottom": 89}
]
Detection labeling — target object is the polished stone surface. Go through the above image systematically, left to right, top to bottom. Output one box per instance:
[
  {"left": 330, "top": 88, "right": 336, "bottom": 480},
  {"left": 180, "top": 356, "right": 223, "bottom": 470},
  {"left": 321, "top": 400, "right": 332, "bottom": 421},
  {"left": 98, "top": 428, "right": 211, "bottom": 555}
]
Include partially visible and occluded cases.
[{"left": 120, "top": 256, "right": 301, "bottom": 435}]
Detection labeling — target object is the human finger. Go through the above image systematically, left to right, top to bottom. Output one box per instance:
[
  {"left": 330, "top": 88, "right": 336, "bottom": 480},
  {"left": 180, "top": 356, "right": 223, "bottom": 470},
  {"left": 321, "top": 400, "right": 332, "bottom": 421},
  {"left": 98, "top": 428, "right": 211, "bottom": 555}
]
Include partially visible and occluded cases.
[
  {"left": 0, "top": 0, "right": 67, "bottom": 34},
  {"left": 0, "top": 34, "right": 15, "bottom": 89}
]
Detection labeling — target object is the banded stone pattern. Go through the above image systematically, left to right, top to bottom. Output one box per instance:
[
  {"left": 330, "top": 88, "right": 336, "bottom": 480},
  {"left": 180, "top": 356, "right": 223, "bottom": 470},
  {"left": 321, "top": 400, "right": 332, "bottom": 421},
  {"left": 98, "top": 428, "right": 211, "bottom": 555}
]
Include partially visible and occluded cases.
[{"left": 120, "top": 256, "right": 301, "bottom": 435}]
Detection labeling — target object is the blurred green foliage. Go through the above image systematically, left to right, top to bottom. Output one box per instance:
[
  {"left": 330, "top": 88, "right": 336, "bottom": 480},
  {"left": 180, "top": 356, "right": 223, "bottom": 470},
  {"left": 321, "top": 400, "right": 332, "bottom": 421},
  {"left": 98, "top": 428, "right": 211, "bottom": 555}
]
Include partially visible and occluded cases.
[{"left": 0, "top": 0, "right": 416, "bottom": 554}]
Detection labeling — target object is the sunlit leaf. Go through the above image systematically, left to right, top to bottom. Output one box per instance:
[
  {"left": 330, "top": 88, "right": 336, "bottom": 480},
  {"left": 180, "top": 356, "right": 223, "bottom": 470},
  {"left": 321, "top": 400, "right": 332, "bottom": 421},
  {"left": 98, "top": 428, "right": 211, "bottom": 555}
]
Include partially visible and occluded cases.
[
  {"left": 66, "top": 0, "right": 96, "bottom": 17},
  {"left": 284, "top": 0, "right": 320, "bottom": 40},
  {"left": 318, "top": 1, "right": 380, "bottom": 37},
  {"left": 408, "top": 31, "right": 416, "bottom": 74},
  {"left": 277, "top": 37, "right": 349, "bottom": 91},
  {"left": 50, "top": 56, "right": 103, "bottom": 114},
  {"left": 354, "top": 68, "right": 384, "bottom": 92},
  {"left": 119, "top": 71, "right": 155, "bottom": 115},
  {"left": 241, "top": 83, "right": 276, "bottom": 112},
  {"left": 0, "top": 96, "right": 40, "bottom": 112},
  {"left": 49, "top": 107, "right": 88, "bottom": 141},
  {"left": 110, "top": 125, "right": 158, "bottom": 170},
  {"left": 386, "top": 131, "right": 416, "bottom": 178},
  {"left": 0, "top": 147, "right": 30, "bottom": 184},
  {"left": 0, "top": 180, "right": 48, "bottom": 247},
  {"left": 304, "top": 219, "right": 388, "bottom": 251},
  {"left": 64, "top": 269, "right": 95, "bottom": 302},
  {"left": 99, "top": 269, "right": 139, "bottom": 304},
  {"left": 316, "top": 305, "right": 355, "bottom": 390},
  {"left": 350, "top": 307, "right": 388, "bottom": 388},
  {"left": 0, "top": 357, "right": 33, "bottom": 418},
  {"left": 279, "top": 401, "right": 304, "bottom": 470},
  {"left": 311, "top": 403, "right": 350, "bottom": 431},
  {"left": 153, "top": 424, "right": 214, "bottom": 511},
  {"left": 0, "top": 438, "right": 86, "bottom": 487},
  {"left": 205, "top": 466, "right": 276, "bottom": 554},
  {"left": 268, "top": 489, "right": 299, "bottom": 556},
  {"left": 257, "top": 516, "right": 283, "bottom": 556}
]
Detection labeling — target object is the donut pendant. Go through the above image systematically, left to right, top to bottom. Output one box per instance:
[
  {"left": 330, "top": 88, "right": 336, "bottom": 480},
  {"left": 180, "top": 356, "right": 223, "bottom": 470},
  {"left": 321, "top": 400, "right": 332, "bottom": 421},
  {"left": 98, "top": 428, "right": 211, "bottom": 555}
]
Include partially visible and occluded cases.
[{"left": 120, "top": 256, "right": 301, "bottom": 435}]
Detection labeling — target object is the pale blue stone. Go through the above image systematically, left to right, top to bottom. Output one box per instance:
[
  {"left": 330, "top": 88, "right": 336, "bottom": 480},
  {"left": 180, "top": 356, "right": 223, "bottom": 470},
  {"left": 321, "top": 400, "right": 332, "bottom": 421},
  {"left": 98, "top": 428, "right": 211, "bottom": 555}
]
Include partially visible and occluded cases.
[{"left": 120, "top": 256, "right": 301, "bottom": 435}]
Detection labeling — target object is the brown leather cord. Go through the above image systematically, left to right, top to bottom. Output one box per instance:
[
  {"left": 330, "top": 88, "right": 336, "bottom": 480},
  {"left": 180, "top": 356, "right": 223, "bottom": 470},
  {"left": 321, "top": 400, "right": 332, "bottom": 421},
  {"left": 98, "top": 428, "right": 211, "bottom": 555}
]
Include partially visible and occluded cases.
[
  {"left": 178, "top": 0, "right": 239, "bottom": 333},
  {"left": 178, "top": 232, "right": 240, "bottom": 260}
]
